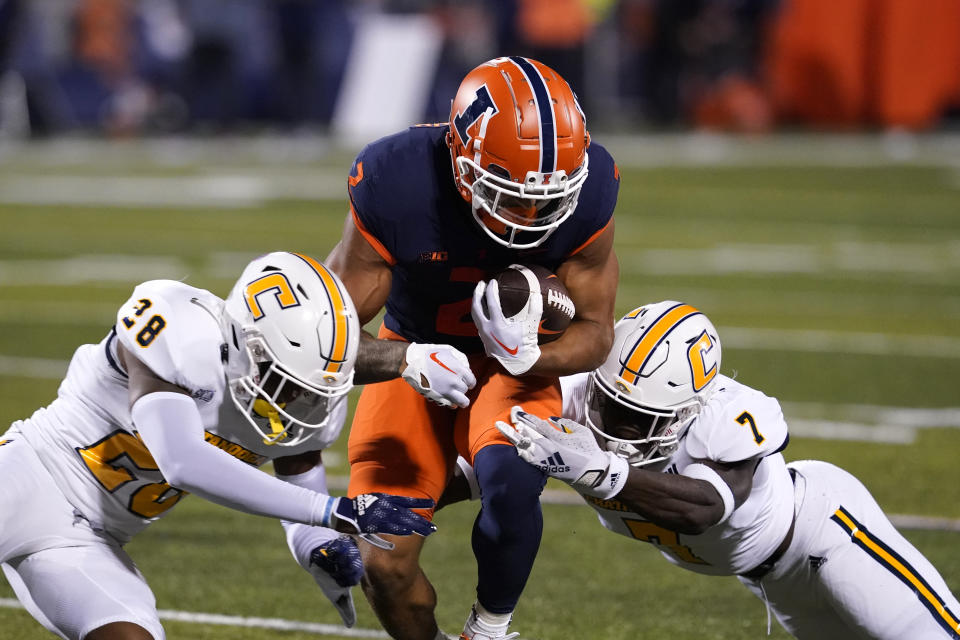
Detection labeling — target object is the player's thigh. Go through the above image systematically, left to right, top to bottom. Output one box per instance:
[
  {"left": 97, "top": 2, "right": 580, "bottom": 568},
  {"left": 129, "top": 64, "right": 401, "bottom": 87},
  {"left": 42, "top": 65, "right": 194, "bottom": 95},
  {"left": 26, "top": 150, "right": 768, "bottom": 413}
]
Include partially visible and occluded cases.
[
  {"left": 458, "top": 364, "right": 562, "bottom": 461},
  {"left": 348, "top": 376, "right": 458, "bottom": 508},
  {"left": 0, "top": 435, "right": 103, "bottom": 562},
  {"left": 796, "top": 460, "right": 960, "bottom": 639},
  {"left": 816, "top": 521, "right": 960, "bottom": 639},
  {"left": 357, "top": 527, "right": 429, "bottom": 587},
  {"left": 5, "top": 545, "right": 163, "bottom": 640},
  {"left": 738, "top": 573, "right": 852, "bottom": 640}
]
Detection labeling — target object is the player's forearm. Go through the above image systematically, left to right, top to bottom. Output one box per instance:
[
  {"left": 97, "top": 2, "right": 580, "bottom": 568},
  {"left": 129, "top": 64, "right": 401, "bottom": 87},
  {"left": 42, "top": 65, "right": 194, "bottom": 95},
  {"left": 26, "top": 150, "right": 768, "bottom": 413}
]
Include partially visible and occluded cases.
[
  {"left": 528, "top": 318, "right": 612, "bottom": 377},
  {"left": 354, "top": 331, "right": 406, "bottom": 384},
  {"left": 132, "top": 392, "right": 336, "bottom": 526},
  {"left": 277, "top": 464, "right": 340, "bottom": 569},
  {"left": 615, "top": 469, "right": 726, "bottom": 534}
]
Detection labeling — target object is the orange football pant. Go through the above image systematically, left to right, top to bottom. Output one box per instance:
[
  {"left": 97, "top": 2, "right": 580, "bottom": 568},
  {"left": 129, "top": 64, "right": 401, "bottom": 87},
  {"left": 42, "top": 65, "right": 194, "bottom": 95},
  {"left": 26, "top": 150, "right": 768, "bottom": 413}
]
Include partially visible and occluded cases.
[{"left": 347, "top": 327, "right": 561, "bottom": 519}]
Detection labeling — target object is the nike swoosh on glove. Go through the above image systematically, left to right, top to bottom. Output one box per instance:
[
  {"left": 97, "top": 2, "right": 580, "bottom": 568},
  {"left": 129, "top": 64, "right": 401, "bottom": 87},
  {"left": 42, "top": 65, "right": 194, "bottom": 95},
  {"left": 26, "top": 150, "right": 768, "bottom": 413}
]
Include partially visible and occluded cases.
[
  {"left": 471, "top": 276, "right": 541, "bottom": 375},
  {"left": 402, "top": 343, "right": 476, "bottom": 408},
  {"left": 496, "top": 406, "right": 629, "bottom": 499}
]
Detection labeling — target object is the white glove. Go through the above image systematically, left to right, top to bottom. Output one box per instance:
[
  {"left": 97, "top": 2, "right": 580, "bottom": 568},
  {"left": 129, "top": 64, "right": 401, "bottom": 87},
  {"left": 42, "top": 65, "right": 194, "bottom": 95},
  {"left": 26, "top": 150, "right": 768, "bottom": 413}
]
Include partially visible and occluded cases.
[
  {"left": 471, "top": 277, "right": 541, "bottom": 375},
  {"left": 402, "top": 343, "right": 476, "bottom": 408},
  {"left": 496, "top": 406, "right": 630, "bottom": 499}
]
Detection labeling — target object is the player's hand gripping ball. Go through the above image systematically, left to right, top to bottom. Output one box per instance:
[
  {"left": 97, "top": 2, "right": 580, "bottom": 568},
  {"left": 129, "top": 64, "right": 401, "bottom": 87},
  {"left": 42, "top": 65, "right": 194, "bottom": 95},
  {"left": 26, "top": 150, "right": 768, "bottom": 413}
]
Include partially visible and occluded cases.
[
  {"left": 472, "top": 264, "right": 575, "bottom": 375},
  {"left": 484, "top": 264, "right": 575, "bottom": 344}
]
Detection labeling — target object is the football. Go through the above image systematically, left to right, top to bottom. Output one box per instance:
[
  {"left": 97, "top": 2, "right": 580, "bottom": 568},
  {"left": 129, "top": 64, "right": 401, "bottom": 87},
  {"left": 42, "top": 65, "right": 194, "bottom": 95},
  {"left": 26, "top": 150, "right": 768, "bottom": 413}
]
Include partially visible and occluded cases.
[{"left": 487, "top": 264, "right": 575, "bottom": 343}]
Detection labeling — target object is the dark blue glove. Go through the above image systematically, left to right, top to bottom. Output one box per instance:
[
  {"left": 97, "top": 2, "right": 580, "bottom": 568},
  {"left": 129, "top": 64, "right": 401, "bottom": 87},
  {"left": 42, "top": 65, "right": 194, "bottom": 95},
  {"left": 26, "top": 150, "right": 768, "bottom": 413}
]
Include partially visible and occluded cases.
[
  {"left": 333, "top": 493, "right": 437, "bottom": 550},
  {"left": 305, "top": 535, "right": 361, "bottom": 627},
  {"left": 309, "top": 535, "right": 364, "bottom": 588}
]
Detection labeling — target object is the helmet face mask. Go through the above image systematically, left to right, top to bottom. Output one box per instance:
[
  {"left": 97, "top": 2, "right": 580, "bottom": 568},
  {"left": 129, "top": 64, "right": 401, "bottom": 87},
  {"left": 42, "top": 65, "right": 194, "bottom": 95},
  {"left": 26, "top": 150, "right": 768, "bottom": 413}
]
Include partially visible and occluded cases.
[
  {"left": 447, "top": 57, "right": 590, "bottom": 249},
  {"left": 456, "top": 154, "right": 588, "bottom": 248},
  {"left": 224, "top": 252, "right": 360, "bottom": 447},
  {"left": 587, "top": 301, "right": 722, "bottom": 468},
  {"left": 585, "top": 372, "right": 698, "bottom": 468}
]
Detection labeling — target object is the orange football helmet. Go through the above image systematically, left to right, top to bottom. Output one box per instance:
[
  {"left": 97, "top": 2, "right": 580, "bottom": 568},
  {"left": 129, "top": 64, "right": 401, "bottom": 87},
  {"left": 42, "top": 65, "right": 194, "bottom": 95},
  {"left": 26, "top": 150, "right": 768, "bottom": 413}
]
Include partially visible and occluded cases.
[{"left": 447, "top": 56, "right": 590, "bottom": 249}]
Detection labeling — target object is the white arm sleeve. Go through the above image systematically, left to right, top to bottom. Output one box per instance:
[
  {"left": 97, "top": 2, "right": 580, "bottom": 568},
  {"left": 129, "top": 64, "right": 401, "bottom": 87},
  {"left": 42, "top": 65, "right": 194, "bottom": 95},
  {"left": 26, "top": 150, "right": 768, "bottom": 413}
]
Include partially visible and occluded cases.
[
  {"left": 131, "top": 391, "right": 337, "bottom": 527},
  {"left": 681, "top": 462, "right": 736, "bottom": 525},
  {"left": 276, "top": 464, "right": 341, "bottom": 569}
]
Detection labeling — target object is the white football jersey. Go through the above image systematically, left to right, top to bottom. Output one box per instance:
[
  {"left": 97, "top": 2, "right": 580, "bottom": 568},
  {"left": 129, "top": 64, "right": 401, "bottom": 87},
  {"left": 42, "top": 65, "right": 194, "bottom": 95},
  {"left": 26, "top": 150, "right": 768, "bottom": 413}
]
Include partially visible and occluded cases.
[
  {"left": 9, "top": 280, "right": 346, "bottom": 543},
  {"left": 562, "top": 373, "right": 795, "bottom": 576}
]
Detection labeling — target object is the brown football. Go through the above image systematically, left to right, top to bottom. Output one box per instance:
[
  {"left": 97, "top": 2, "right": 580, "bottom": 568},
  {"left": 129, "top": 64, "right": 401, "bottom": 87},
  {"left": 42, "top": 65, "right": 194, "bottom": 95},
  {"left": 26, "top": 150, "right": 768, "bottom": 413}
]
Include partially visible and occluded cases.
[{"left": 487, "top": 264, "right": 575, "bottom": 344}]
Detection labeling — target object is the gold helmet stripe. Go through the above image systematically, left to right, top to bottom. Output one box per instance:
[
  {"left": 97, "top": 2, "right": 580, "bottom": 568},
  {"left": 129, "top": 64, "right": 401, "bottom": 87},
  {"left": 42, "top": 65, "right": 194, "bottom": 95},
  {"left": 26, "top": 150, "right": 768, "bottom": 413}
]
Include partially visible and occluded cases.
[
  {"left": 292, "top": 253, "right": 350, "bottom": 374},
  {"left": 620, "top": 303, "right": 701, "bottom": 385}
]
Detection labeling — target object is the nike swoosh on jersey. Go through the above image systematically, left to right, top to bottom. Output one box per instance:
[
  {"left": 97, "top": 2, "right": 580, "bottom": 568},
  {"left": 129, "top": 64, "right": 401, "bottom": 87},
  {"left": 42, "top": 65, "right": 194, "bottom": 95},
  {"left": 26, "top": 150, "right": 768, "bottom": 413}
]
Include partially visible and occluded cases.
[
  {"left": 492, "top": 333, "right": 519, "bottom": 355},
  {"left": 429, "top": 351, "right": 456, "bottom": 373}
]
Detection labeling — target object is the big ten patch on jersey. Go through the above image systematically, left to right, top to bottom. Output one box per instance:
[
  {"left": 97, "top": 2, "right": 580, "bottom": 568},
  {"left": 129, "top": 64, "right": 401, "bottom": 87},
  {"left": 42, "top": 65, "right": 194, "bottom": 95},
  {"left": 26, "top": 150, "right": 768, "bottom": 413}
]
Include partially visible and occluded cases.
[{"left": 347, "top": 126, "right": 620, "bottom": 353}]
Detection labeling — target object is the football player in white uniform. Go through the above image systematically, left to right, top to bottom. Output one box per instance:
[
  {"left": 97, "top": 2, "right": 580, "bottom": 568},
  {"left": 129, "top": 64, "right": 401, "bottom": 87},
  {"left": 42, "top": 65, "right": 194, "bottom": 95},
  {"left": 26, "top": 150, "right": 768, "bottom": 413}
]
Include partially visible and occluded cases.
[
  {"left": 0, "top": 252, "right": 437, "bottom": 640},
  {"left": 497, "top": 300, "right": 960, "bottom": 639}
]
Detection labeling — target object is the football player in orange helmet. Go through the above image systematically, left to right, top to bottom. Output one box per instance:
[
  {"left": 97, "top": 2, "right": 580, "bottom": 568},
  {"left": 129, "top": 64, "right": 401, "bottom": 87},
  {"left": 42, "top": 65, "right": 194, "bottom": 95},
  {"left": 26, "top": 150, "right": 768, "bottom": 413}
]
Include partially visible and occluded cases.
[
  {"left": 328, "top": 56, "right": 620, "bottom": 640},
  {"left": 447, "top": 56, "right": 591, "bottom": 250}
]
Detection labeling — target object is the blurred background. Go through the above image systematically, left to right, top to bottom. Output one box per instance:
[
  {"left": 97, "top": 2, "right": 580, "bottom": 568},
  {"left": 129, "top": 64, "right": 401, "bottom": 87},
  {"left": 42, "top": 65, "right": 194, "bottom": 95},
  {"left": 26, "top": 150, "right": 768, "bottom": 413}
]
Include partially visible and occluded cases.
[
  {"left": 1, "top": 0, "right": 959, "bottom": 140},
  {"left": 1, "top": 2, "right": 959, "bottom": 639}
]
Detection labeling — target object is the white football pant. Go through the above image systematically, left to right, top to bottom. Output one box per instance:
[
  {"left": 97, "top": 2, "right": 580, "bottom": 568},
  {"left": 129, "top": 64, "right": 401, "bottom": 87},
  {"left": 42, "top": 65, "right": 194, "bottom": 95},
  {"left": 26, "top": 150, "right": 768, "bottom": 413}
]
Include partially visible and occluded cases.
[
  {"left": 0, "top": 435, "right": 164, "bottom": 640},
  {"left": 739, "top": 459, "right": 960, "bottom": 639}
]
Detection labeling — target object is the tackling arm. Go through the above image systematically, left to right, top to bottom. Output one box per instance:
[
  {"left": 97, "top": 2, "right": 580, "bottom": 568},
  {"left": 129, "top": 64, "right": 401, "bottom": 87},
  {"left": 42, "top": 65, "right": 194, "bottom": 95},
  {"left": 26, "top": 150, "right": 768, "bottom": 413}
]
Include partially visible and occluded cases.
[
  {"left": 531, "top": 222, "right": 618, "bottom": 376},
  {"left": 120, "top": 343, "right": 436, "bottom": 542},
  {"left": 120, "top": 343, "right": 335, "bottom": 525},
  {"left": 499, "top": 407, "right": 756, "bottom": 534},
  {"left": 613, "top": 458, "right": 755, "bottom": 534}
]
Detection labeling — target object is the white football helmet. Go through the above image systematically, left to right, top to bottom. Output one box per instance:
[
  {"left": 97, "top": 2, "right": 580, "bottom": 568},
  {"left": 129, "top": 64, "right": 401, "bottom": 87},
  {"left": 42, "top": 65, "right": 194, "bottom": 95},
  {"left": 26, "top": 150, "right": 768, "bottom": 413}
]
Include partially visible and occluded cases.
[
  {"left": 224, "top": 252, "right": 360, "bottom": 447},
  {"left": 586, "top": 301, "right": 721, "bottom": 467}
]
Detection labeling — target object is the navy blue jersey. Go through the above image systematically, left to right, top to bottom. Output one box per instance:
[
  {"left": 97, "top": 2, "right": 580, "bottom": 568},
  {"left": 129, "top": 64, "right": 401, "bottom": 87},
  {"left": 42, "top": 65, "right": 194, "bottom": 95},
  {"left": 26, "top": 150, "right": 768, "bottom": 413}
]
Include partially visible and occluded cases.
[{"left": 348, "top": 124, "right": 619, "bottom": 354}]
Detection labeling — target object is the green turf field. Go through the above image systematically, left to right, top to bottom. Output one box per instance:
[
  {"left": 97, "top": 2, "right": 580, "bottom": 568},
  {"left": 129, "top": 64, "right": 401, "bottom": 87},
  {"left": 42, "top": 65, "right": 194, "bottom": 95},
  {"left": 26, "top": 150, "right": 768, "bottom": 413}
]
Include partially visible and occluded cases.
[{"left": 1, "top": 138, "right": 958, "bottom": 639}]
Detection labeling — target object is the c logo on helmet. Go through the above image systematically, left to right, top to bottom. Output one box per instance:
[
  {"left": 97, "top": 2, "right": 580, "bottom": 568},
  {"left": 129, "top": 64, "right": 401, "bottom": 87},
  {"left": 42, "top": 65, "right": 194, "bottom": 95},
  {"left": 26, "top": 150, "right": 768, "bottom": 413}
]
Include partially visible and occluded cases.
[
  {"left": 453, "top": 84, "right": 498, "bottom": 148},
  {"left": 244, "top": 273, "right": 300, "bottom": 321},
  {"left": 687, "top": 330, "right": 717, "bottom": 392}
]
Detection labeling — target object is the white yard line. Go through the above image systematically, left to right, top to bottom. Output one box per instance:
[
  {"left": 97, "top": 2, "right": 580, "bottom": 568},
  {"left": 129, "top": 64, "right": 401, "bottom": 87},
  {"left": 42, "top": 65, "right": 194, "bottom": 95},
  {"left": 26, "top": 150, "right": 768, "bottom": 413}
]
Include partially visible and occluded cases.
[
  {"left": 0, "top": 133, "right": 958, "bottom": 208},
  {"left": 0, "top": 173, "right": 345, "bottom": 207},
  {"left": 622, "top": 243, "right": 960, "bottom": 279},
  {"left": 720, "top": 327, "right": 960, "bottom": 359},
  {"left": 0, "top": 355, "right": 68, "bottom": 379},
  {"left": 0, "top": 598, "right": 389, "bottom": 638}
]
